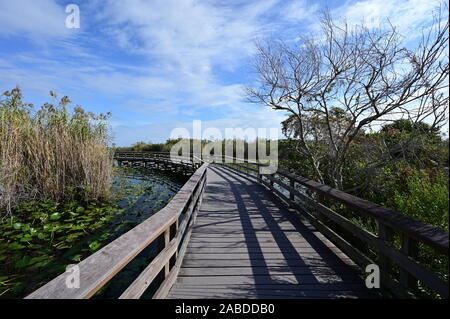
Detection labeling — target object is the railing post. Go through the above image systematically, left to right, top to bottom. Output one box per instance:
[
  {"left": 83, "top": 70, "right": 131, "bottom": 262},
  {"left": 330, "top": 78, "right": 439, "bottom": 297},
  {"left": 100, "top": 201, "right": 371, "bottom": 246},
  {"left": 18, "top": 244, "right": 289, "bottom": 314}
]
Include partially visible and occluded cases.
[
  {"left": 289, "top": 178, "right": 295, "bottom": 201},
  {"left": 175, "top": 219, "right": 179, "bottom": 259},
  {"left": 378, "top": 223, "right": 394, "bottom": 285},
  {"left": 163, "top": 229, "right": 170, "bottom": 277},
  {"left": 400, "top": 234, "right": 419, "bottom": 292}
]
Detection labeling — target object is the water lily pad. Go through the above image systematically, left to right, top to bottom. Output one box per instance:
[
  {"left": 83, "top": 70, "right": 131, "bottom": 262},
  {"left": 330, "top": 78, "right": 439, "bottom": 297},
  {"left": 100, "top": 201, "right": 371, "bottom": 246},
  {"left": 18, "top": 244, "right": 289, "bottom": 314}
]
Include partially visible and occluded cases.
[
  {"left": 76, "top": 206, "right": 85, "bottom": 213},
  {"left": 50, "top": 213, "right": 61, "bottom": 220},
  {"left": 88, "top": 241, "right": 101, "bottom": 251},
  {"left": 9, "top": 243, "right": 26, "bottom": 250},
  {"left": 15, "top": 256, "right": 32, "bottom": 268}
]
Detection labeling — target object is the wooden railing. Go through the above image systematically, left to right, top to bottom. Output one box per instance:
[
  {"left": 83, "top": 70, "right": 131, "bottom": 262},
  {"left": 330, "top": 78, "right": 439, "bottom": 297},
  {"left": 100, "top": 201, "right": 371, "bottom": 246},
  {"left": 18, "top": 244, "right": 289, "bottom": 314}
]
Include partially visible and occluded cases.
[
  {"left": 113, "top": 151, "right": 200, "bottom": 169},
  {"left": 208, "top": 155, "right": 449, "bottom": 299},
  {"left": 26, "top": 157, "right": 208, "bottom": 299}
]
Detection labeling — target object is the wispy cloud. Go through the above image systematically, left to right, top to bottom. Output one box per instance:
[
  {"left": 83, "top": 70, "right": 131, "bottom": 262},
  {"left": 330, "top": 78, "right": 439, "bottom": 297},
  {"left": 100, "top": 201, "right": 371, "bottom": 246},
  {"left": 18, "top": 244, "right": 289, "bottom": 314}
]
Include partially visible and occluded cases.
[
  {"left": 0, "top": 0, "right": 71, "bottom": 39},
  {"left": 93, "top": 0, "right": 280, "bottom": 107},
  {"left": 334, "top": 0, "right": 443, "bottom": 40}
]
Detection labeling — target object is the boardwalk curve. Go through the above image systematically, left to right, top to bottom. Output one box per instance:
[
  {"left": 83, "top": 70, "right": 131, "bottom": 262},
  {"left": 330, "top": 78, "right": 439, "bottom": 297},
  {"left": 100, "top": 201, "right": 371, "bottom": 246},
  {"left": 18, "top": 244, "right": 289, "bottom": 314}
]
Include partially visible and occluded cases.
[{"left": 167, "top": 165, "right": 377, "bottom": 299}]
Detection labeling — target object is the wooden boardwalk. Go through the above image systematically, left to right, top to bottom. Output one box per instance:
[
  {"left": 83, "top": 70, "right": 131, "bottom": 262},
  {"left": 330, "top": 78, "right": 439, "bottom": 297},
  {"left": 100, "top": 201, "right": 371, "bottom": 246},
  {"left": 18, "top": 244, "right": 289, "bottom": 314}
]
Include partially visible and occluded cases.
[
  {"left": 27, "top": 153, "right": 448, "bottom": 299},
  {"left": 167, "top": 165, "right": 378, "bottom": 299}
]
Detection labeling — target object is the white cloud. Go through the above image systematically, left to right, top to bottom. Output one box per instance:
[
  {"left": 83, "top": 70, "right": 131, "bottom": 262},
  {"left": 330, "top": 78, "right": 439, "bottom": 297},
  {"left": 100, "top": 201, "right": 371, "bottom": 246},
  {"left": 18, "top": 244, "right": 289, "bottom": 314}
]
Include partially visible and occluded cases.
[
  {"left": 0, "top": 0, "right": 70, "bottom": 39},
  {"left": 92, "top": 0, "right": 279, "bottom": 112},
  {"left": 283, "top": 0, "right": 319, "bottom": 22},
  {"left": 334, "top": 0, "right": 443, "bottom": 40}
]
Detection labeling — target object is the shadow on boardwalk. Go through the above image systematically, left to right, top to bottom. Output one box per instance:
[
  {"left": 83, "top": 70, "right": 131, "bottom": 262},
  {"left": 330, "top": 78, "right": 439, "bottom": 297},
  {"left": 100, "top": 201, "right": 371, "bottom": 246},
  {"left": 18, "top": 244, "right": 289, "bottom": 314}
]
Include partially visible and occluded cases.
[{"left": 167, "top": 165, "right": 379, "bottom": 299}]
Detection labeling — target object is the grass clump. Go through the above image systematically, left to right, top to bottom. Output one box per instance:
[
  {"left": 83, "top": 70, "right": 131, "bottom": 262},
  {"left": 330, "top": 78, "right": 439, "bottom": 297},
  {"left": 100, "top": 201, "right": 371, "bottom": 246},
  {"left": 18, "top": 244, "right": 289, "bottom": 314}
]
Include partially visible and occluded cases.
[{"left": 0, "top": 87, "right": 112, "bottom": 216}]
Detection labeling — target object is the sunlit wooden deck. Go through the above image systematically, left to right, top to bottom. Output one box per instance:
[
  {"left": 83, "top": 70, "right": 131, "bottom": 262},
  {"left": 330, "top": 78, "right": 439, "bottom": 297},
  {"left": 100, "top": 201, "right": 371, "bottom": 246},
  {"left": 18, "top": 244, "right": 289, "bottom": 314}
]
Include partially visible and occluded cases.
[{"left": 167, "top": 165, "right": 378, "bottom": 299}]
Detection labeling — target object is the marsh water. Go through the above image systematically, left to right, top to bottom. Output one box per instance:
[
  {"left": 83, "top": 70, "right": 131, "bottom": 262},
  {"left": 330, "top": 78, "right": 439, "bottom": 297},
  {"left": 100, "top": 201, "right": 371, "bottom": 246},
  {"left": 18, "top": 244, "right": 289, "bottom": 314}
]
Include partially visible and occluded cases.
[
  {"left": 0, "top": 166, "right": 189, "bottom": 299},
  {"left": 92, "top": 166, "right": 190, "bottom": 298},
  {"left": 110, "top": 166, "right": 188, "bottom": 238}
]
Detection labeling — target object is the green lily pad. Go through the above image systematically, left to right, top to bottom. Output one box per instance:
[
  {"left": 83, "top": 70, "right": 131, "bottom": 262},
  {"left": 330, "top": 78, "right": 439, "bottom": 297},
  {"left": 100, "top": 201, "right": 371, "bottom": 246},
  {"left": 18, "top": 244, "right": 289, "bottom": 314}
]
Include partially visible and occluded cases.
[
  {"left": 76, "top": 206, "right": 85, "bottom": 213},
  {"left": 50, "top": 213, "right": 61, "bottom": 221},
  {"left": 88, "top": 241, "right": 102, "bottom": 251},
  {"left": 9, "top": 243, "right": 26, "bottom": 250},
  {"left": 15, "top": 256, "right": 32, "bottom": 268}
]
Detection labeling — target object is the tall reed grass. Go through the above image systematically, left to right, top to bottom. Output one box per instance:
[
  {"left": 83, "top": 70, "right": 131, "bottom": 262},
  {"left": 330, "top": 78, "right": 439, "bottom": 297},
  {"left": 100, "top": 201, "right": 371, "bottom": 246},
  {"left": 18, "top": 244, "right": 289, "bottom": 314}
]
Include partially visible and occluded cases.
[{"left": 0, "top": 87, "right": 112, "bottom": 216}]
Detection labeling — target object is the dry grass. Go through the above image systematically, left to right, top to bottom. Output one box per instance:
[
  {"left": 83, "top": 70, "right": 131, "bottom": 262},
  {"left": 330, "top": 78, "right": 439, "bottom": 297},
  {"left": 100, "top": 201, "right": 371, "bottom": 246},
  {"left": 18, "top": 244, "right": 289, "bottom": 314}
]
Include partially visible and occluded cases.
[{"left": 0, "top": 87, "right": 112, "bottom": 216}]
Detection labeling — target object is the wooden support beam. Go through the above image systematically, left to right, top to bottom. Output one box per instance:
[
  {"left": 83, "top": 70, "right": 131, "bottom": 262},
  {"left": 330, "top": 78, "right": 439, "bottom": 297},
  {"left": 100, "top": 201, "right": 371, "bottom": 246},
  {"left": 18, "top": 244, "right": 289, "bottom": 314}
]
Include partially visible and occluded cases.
[
  {"left": 289, "top": 178, "right": 295, "bottom": 201},
  {"left": 378, "top": 222, "right": 394, "bottom": 292},
  {"left": 163, "top": 229, "right": 170, "bottom": 277},
  {"left": 400, "top": 234, "right": 419, "bottom": 292}
]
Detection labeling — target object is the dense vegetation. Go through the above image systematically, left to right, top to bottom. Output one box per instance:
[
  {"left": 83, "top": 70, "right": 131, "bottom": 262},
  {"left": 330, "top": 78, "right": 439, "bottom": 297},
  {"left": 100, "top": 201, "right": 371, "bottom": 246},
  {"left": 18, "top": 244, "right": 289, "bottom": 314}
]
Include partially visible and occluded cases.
[
  {"left": 0, "top": 87, "right": 112, "bottom": 216},
  {"left": 279, "top": 119, "right": 449, "bottom": 232},
  {"left": 0, "top": 200, "right": 116, "bottom": 297}
]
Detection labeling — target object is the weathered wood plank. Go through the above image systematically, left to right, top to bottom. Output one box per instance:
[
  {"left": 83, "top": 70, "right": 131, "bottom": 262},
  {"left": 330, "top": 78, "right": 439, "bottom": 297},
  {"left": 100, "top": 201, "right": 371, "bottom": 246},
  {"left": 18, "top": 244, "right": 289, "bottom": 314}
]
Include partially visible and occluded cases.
[
  {"left": 168, "top": 165, "right": 374, "bottom": 298},
  {"left": 167, "top": 166, "right": 374, "bottom": 294},
  {"left": 194, "top": 219, "right": 294, "bottom": 226},
  {"left": 190, "top": 231, "right": 315, "bottom": 238},
  {"left": 192, "top": 236, "right": 334, "bottom": 246},
  {"left": 187, "top": 242, "right": 335, "bottom": 248},
  {"left": 185, "top": 246, "right": 346, "bottom": 255},
  {"left": 183, "top": 252, "right": 352, "bottom": 261},
  {"left": 181, "top": 258, "right": 356, "bottom": 268},
  {"left": 178, "top": 266, "right": 361, "bottom": 276},
  {"left": 175, "top": 274, "right": 364, "bottom": 285},
  {"left": 170, "top": 283, "right": 372, "bottom": 291},
  {"left": 167, "top": 285, "right": 379, "bottom": 299}
]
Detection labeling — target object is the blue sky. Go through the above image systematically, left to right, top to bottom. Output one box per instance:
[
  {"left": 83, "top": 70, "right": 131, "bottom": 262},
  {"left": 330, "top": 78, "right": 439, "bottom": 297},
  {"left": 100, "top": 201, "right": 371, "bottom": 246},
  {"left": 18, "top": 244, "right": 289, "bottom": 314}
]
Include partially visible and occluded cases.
[{"left": 0, "top": 0, "right": 444, "bottom": 146}]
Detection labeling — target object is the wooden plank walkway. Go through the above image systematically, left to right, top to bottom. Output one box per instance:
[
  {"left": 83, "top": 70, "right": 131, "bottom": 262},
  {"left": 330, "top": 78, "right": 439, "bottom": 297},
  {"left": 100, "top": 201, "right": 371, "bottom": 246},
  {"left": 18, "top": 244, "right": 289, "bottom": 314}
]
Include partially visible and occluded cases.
[{"left": 167, "top": 165, "right": 379, "bottom": 299}]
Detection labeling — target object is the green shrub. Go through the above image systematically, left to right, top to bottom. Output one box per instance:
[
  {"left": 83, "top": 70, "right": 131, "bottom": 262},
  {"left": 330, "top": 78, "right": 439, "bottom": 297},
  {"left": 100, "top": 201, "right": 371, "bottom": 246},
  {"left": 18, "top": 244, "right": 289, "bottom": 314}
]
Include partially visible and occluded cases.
[{"left": 384, "top": 169, "right": 449, "bottom": 231}]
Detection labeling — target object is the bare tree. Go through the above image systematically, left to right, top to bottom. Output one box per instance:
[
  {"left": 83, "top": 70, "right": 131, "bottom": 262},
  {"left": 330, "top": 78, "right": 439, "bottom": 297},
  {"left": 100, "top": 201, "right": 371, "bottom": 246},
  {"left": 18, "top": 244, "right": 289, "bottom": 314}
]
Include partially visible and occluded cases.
[{"left": 245, "top": 5, "right": 449, "bottom": 190}]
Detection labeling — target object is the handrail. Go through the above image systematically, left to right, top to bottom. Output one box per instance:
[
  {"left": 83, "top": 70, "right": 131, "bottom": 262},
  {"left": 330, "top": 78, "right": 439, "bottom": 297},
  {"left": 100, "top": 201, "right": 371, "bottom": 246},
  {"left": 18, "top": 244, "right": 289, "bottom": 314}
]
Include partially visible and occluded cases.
[
  {"left": 113, "top": 151, "right": 200, "bottom": 170},
  {"left": 114, "top": 151, "right": 190, "bottom": 160},
  {"left": 203, "top": 154, "right": 270, "bottom": 166},
  {"left": 215, "top": 157, "right": 449, "bottom": 299},
  {"left": 26, "top": 162, "right": 208, "bottom": 299},
  {"left": 276, "top": 168, "right": 449, "bottom": 255}
]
